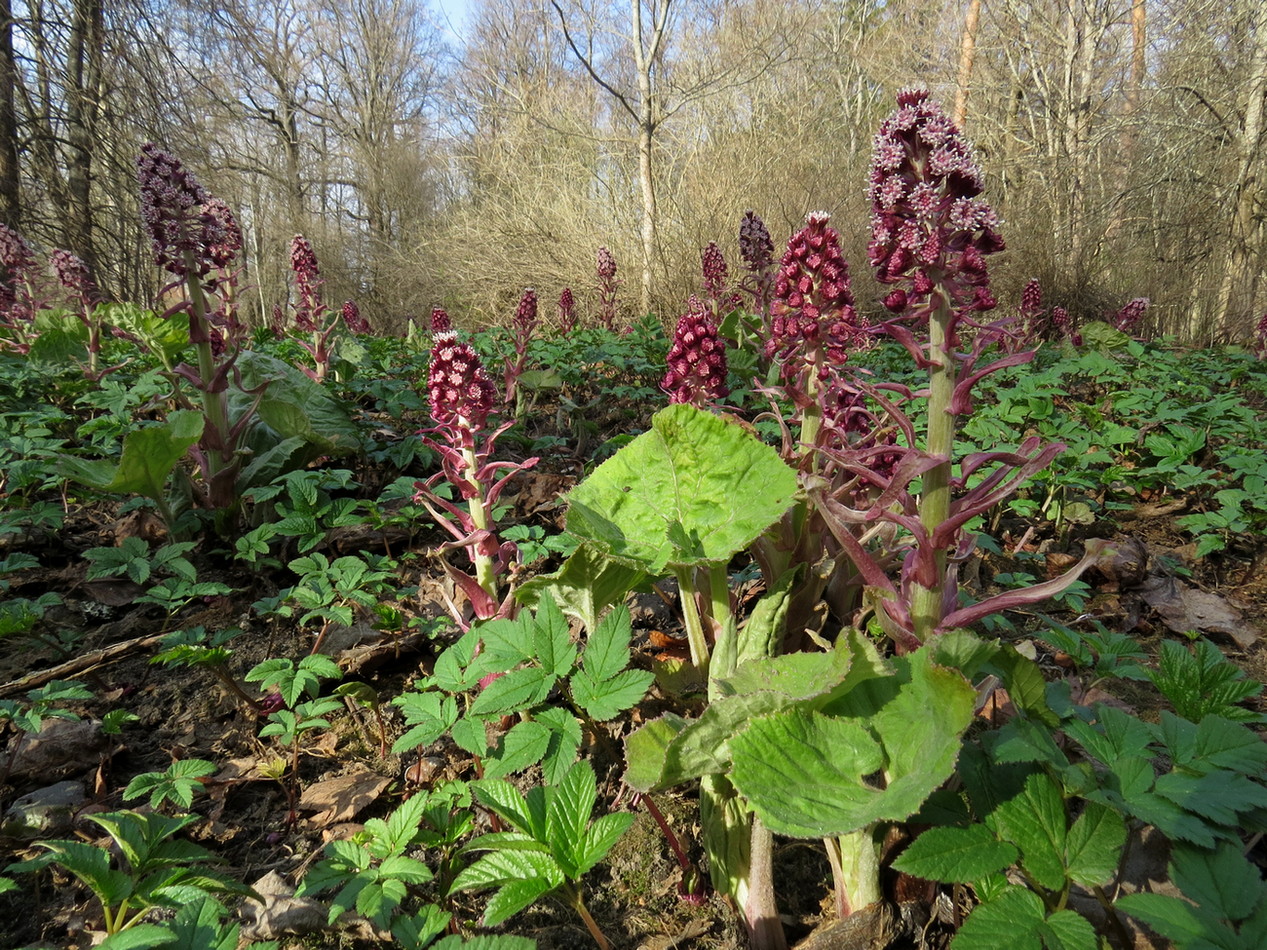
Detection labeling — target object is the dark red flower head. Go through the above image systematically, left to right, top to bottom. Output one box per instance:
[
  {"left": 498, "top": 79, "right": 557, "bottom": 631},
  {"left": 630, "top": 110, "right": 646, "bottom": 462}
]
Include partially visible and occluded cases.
[
  {"left": 867, "top": 91, "right": 1003, "bottom": 317},
  {"left": 137, "top": 144, "right": 228, "bottom": 278},
  {"left": 738, "top": 210, "right": 774, "bottom": 274},
  {"left": 766, "top": 212, "right": 866, "bottom": 370},
  {"left": 289, "top": 234, "right": 323, "bottom": 332},
  {"left": 701, "top": 242, "right": 728, "bottom": 300},
  {"left": 596, "top": 246, "right": 617, "bottom": 280},
  {"left": 1020, "top": 278, "right": 1042, "bottom": 316},
  {"left": 557, "top": 287, "right": 576, "bottom": 333},
  {"left": 514, "top": 288, "right": 538, "bottom": 333},
  {"left": 1112, "top": 297, "right": 1149, "bottom": 333},
  {"left": 342, "top": 300, "right": 370, "bottom": 334},
  {"left": 661, "top": 300, "right": 729, "bottom": 406},
  {"left": 431, "top": 306, "right": 454, "bottom": 338},
  {"left": 429, "top": 338, "right": 498, "bottom": 431}
]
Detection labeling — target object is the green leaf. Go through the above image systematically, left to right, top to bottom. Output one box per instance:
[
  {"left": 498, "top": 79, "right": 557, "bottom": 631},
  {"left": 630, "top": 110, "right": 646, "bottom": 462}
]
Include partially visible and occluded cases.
[
  {"left": 231, "top": 351, "right": 362, "bottom": 458},
  {"left": 565, "top": 403, "right": 797, "bottom": 572},
  {"left": 59, "top": 411, "right": 204, "bottom": 504},
  {"left": 516, "top": 544, "right": 647, "bottom": 633},
  {"left": 532, "top": 595, "right": 577, "bottom": 678},
  {"left": 582, "top": 605, "right": 635, "bottom": 683},
  {"left": 468, "top": 667, "right": 555, "bottom": 716},
  {"left": 571, "top": 667, "right": 654, "bottom": 721},
  {"left": 623, "top": 714, "right": 688, "bottom": 792},
  {"left": 450, "top": 716, "right": 489, "bottom": 757},
  {"left": 483, "top": 721, "right": 552, "bottom": 779},
  {"left": 547, "top": 761, "right": 598, "bottom": 877},
  {"left": 1152, "top": 769, "right": 1267, "bottom": 827},
  {"left": 984, "top": 771, "right": 1068, "bottom": 892},
  {"left": 470, "top": 780, "right": 536, "bottom": 837},
  {"left": 384, "top": 794, "right": 429, "bottom": 855},
  {"left": 1063, "top": 802, "right": 1126, "bottom": 888},
  {"left": 578, "top": 812, "right": 635, "bottom": 876},
  {"left": 890, "top": 826, "right": 1017, "bottom": 883},
  {"left": 1169, "top": 841, "right": 1263, "bottom": 923},
  {"left": 482, "top": 875, "right": 558, "bottom": 927},
  {"left": 952, "top": 887, "right": 1045, "bottom": 950},
  {"left": 1116, "top": 892, "right": 1232, "bottom": 947},
  {"left": 165, "top": 896, "right": 241, "bottom": 950},
  {"left": 391, "top": 904, "right": 451, "bottom": 950},
  {"left": 1040, "top": 909, "right": 1099, "bottom": 950},
  {"left": 96, "top": 925, "right": 178, "bottom": 950}
]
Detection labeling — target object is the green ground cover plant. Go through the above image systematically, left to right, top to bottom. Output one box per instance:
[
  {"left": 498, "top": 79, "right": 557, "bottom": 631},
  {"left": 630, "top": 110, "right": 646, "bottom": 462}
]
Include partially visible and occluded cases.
[{"left": 0, "top": 92, "right": 1265, "bottom": 950}]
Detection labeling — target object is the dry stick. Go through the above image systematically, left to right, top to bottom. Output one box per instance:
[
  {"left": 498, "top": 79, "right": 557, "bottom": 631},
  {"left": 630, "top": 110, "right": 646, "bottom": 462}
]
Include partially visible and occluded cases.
[{"left": 0, "top": 632, "right": 169, "bottom": 698}]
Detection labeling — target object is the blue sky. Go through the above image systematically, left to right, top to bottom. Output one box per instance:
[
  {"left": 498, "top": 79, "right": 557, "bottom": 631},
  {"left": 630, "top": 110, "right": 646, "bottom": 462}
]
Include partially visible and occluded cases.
[{"left": 432, "top": 0, "right": 473, "bottom": 42}]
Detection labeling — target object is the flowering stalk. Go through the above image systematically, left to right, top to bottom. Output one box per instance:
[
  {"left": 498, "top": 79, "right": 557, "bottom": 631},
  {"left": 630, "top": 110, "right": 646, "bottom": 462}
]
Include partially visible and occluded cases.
[
  {"left": 138, "top": 144, "right": 250, "bottom": 517},
  {"left": 739, "top": 210, "right": 776, "bottom": 324},
  {"left": 0, "top": 223, "right": 39, "bottom": 354},
  {"left": 287, "top": 234, "right": 360, "bottom": 381},
  {"left": 596, "top": 246, "right": 620, "bottom": 331},
  {"left": 50, "top": 249, "right": 106, "bottom": 377},
  {"left": 502, "top": 287, "right": 538, "bottom": 410},
  {"left": 557, "top": 287, "right": 577, "bottom": 334},
  {"left": 1112, "top": 296, "right": 1149, "bottom": 334},
  {"left": 661, "top": 299, "right": 728, "bottom": 406},
  {"left": 414, "top": 309, "right": 538, "bottom": 626},
  {"left": 1255, "top": 312, "right": 1267, "bottom": 358}
]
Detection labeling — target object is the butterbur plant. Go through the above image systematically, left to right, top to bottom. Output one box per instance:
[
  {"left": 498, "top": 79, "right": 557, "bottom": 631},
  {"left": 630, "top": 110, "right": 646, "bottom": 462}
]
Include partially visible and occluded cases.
[
  {"left": 739, "top": 209, "right": 776, "bottom": 320},
  {"left": 0, "top": 223, "right": 38, "bottom": 354},
  {"left": 288, "top": 234, "right": 359, "bottom": 381},
  {"left": 596, "top": 245, "right": 620, "bottom": 330},
  {"left": 50, "top": 249, "right": 106, "bottom": 376},
  {"left": 557, "top": 286, "right": 577, "bottom": 334},
  {"left": 503, "top": 287, "right": 538, "bottom": 408},
  {"left": 1112, "top": 295, "right": 1149, "bottom": 334},
  {"left": 661, "top": 300, "right": 728, "bottom": 406},
  {"left": 414, "top": 309, "right": 538, "bottom": 626}
]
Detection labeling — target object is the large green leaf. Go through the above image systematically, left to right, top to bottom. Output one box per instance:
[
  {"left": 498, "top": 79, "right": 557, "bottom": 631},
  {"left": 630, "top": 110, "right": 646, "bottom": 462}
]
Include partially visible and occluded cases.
[
  {"left": 231, "top": 351, "right": 362, "bottom": 458},
  {"left": 564, "top": 403, "right": 797, "bottom": 572},
  {"left": 59, "top": 411, "right": 203, "bottom": 504},
  {"left": 516, "top": 544, "right": 647, "bottom": 632},
  {"left": 729, "top": 648, "right": 975, "bottom": 838}
]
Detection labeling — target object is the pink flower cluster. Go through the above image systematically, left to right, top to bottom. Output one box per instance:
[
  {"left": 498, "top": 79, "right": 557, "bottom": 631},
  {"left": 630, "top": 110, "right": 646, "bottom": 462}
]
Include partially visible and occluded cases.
[
  {"left": 868, "top": 90, "right": 1003, "bottom": 320},
  {"left": 738, "top": 210, "right": 774, "bottom": 274},
  {"left": 766, "top": 212, "right": 867, "bottom": 370},
  {"left": 289, "top": 235, "right": 324, "bottom": 333},
  {"left": 50, "top": 248, "right": 97, "bottom": 303},
  {"left": 513, "top": 287, "right": 538, "bottom": 334},
  {"left": 557, "top": 287, "right": 576, "bottom": 333},
  {"left": 1113, "top": 297, "right": 1149, "bottom": 333},
  {"left": 342, "top": 300, "right": 370, "bottom": 334},
  {"left": 661, "top": 301, "right": 728, "bottom": 406},
  {"left": 428, "top": 308, "right": 497, "bottom": 432}
]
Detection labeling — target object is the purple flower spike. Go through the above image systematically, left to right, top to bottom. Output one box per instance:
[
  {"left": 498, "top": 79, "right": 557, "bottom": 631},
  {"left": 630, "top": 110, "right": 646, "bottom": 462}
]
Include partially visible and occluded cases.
[
  {"left": 867, "top": 90, "right": 1003, "bottom": 321},
  {"left": 137, "top": 144, "right": 226, "bottom": 278},
  {"left": 202, "top": 197, "right": 242, "bottom": 271},
  {"left": 739, "top": 210, "right": 774, "bottom": 274},
  {"left": 766, "top": 212, "right": 866, "bottom": 371},
  {"left": 289, "top": 235, "right": 323, "bottom": 333},
  {"left": 701, "top": 242, "right": 728, "bottom": 299},
  {"left": 597, "top": 245, "right": 617, "bottom": 280},
  {"left": 596, "top": 246, "right": 620, "bottom": 330},
  {"left": 50, "top": 249, "right": 97, "bottom": 302},
  {"left": 1020, "top": 279, "right": 1042, "bottom": 316},
  {"left": 557, "top": 287, "right": 576, "bottom": 333},
  {"left": 514, "top": 288, "right": 538, "bottom": 333},
  {"left": 1113, "top": 297, "right": 1149, "bottom": 333},
  {"left": 342, "top": 300, "right": 370, "bottom": 334},
  {"left": 662, "top": 301, "right": 728, "bottom": 406},
  {"left": 431, "top": 306, "right": 454, "bottom": 338},
  {"left": 1255, "top": 312, "right": 1267, "bottom": 357},
  {"left": 429, "top": 338, "right": 497, "bottom": 432}
]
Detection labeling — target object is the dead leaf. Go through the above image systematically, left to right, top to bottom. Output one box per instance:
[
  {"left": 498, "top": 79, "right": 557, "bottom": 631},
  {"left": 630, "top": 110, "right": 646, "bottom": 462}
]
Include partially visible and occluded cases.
[
  {"left": 1138, "top": 575, "right": 1260, "bottom": 649},
  {"left": 8, "top": 718, "right": 109, "bottom": 781},
  {"left": 299, "top": 770, "right": 391, "bottom": 827},
  {"left": 240, "top": 870, "right": 331, "bottom": 941}
]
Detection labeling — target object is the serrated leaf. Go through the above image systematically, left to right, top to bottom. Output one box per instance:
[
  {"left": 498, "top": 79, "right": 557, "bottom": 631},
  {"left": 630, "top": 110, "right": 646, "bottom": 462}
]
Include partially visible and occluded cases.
[
  {"left": 565, "top": 403, "right": 797, "bottom": 572},
  {"left": 516, "top": 544, "right": 647, "bottom": 633},
  {"left": 532, "top": 594, "right": 577, "bottom": 678},
  {"left": 582, "top": 605, "right": 634, "bottom": 683},
  {"left": 477, "top": 616, "right": 534, "bottom": 667},
  {"left": 468, "top": 667, "right": 555, "bottom": 716},
  {"left": 571, "top": 667, "right": 654, "bottom": 721},
  {"left": 536, "top": 707, "right": 582, "bottom": 785},
  {"left": 623, "top": 714, "right": 689, "bottom": 792},
  {"left": 1189, "top": 715, "right": 1267, "bottom": 775},
  {"left": 451, "top": 716, "right": 489, "bottom": 757},
  {"left": 483, "top": 720, "right": 551, "bottom": 779},
  {"left": 547, "top": 761, "right": 597, "bottom": 876},
  {"left": 1152, "top": 769, "right": 1267, "bottom": 827},
  {"left": 985, "top": 771, "right": 1068, "bottom": 891},
  {"left": 470, "top": 780, "right": 535, "bottom": 836},
  {"left": 1126, "top": 791, "right": 1219, "bottom": 848},
  {"left": 384, "top": 794, "right": 429, "bottom": 854},
  {"left": 1064, "top": 802, "right": 1126, "bottom": 887},
  {"left": 578, "top": 812, "right": 635, "bottom": 876},
  {"left": 891, "top": 825, "right": 1018, "bottom": 883},
  {"left": 1170, "top": 841, "right": 1263, "bottom": 923},
  {"left": 450, "top": 848, "right": 562, "bottom": 895},
  {"left": 482, "top": 874, "right": 558, "bottom": 926},
  {"left": 952, "top": 887, "right": 1045, "bottom": 950},
  {"left": 1117, "top": 892, "right": 1232, "bottom": 946},
  {"left": 391, "top": 904, "right": 450, "bottom": 950},
  {"left": 1040, "top": 909, "right": 1099, "bottom": 950},
  {"left": 96, "top": 924, "right": 178, "bottom": 950}
]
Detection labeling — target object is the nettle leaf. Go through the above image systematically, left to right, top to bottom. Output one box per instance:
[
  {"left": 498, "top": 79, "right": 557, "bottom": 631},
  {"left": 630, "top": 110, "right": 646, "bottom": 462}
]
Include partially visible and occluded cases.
[
  {"left": 565, "top": 403, "right": 797, "bottom": 572},
  {"left": 478, "top": 615, "right": 534, "bottom": 668},
  {"left": 1187, "top": 715, "right": 1267, "bottom": 775},
  {"left": 984, "top": 770, "right": 1068, "bottom": 892},
  {"left": 891, "top": 825, "right": 1017, "bottom": 883}
]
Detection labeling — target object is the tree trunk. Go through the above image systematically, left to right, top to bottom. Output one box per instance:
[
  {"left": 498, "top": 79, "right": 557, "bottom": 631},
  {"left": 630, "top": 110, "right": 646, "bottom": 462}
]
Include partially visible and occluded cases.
[
  {"left": 0, "top": 0, "right": 20, "bottom": 228},
  {"left": 64, "top": 0, "right": 105, "bottom": 279},
  {"left": 953, "top": 0, "right": 982, "bottom": 128},
  {"left": 1214, "top": 6, "right": 1267, "bottom": 338}
]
